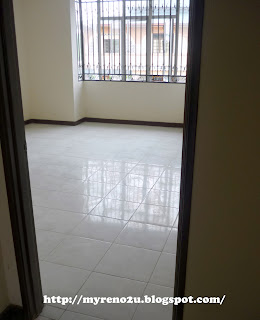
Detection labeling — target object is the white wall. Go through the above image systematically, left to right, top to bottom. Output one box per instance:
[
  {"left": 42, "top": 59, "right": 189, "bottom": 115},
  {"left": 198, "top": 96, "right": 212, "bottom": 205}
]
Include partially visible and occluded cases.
[
  {"left": 13, "top": 0, "right": 185, "bottom": 124},
  {"left": 13, "top": 0, "right": 30, "bottom": 121},
  {"left": 14, "top": 0, "right": 76, "bottom": 122},
  {"left": 183, "top": 1, "right": 259, "bottom": 319},
  {"left": 83, "top": 82, "right": 185, "bottom": 123},
  {"left": 0, "top": 145, "right": 22, "bottom": 311}
]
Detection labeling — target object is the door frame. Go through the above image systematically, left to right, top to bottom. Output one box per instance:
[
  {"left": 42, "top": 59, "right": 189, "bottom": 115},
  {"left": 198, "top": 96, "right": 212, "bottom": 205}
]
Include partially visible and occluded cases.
[
  {"left": 0, "top": 0, "right": 204, "bottom": 319},
  {"left": 0, "top": 0, "right": 43, "bottom": 319},
  {"left": 173, "top": 1, "right": 204, "bottom": 319}
]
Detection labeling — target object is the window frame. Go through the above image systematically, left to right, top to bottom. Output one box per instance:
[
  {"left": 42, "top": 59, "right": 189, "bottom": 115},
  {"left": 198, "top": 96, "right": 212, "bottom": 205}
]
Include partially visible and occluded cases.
[{"left": 77, "top": 0, "right": 186, "bottom": 83}]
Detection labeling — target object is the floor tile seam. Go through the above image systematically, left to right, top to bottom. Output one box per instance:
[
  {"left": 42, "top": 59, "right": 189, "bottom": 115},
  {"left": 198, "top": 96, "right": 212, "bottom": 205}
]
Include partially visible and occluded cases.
[
  {"left": 134, "top": 168, "right": 166, "bottom": 205},
  {"left": 31, "top": 186, "right": 103, "bottom": 199},
  {"left": 55, "top": 197, "right": 104, "bottom": 235},
  {"left": 33, "top": 204, "right": 91, "bottom": 216},
  {"left": 129, "top": 215, "right": 177, "bottom": 228},
  {"left": 111, "top": 221, "right": 171, "bottom": 252},
  {"left": 144, "top": 222, "right": 176, "bottom": 287},
  {"left": 37, "top": 229, "right": 113, "bottom": 245},
  {"left": 40, "top": 235, "right": 68, "bottom": 262},
  {"left": 42, "top": 243, "right": 113, "bottom": 275},
  {"left": 67, "top": 269, "right": 151, "bottom": 316},
  {"left": 58, "top": 309, "right": 104, "bottom": 320}
]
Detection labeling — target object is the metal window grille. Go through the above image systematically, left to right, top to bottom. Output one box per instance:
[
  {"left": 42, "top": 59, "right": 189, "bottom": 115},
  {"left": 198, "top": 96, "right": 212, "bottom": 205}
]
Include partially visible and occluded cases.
[{"left": 75, "top": 0, "right": 189, "bottom": 83}]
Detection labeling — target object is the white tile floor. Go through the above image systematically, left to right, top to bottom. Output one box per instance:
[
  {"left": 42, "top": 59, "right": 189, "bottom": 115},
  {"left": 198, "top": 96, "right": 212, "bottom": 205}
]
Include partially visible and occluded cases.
[{"left": 26, "top": 123, "right": 182, "bottom": 320}]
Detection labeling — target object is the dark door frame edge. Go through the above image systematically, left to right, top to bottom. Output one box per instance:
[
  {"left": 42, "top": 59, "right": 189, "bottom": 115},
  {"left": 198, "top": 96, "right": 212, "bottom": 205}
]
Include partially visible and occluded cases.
[
  {"left": 173, "top": 0, "right": 204, "bottom": 319},
  {"left": 0, "top": 1, "right": 43, "bottom": 319}
]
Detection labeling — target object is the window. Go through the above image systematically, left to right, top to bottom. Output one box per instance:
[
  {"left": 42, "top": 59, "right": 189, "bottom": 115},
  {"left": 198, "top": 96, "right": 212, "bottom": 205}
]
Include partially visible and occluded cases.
[
  {"left": 75, "top": 0, "right": 190, "bottom": 83},
  {"left": 153, "top": 33, "right": 164, "bottom": 54},
  {"left": 104, "top": 39, "right": 120, "bottom": 53}
]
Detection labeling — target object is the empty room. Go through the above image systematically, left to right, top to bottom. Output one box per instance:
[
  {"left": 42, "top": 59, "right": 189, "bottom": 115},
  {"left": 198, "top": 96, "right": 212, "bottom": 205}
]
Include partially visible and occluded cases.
[
  {"left": 1, "top": 0, "right": 259, "bottom": 320},
  {"left": 12, "top": 0, "right": 186, "bottom": 319}
]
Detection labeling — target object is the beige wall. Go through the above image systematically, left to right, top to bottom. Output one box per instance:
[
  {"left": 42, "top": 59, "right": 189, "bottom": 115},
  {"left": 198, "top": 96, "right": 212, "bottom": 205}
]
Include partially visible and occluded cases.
[
  {"left": 13, "top": 0, "right": 185, "bottom": 123},
  {"left": 13, "top": 0, "right": 30, "bottom": 121},
  {"left": 14, "top": 0, "right": 76, "bottom": 122},
  {"left": 183, "top": 1, "right": 259, "bottom": 319},
  {"left": 84, "top": 82, "right": 185, "bottom": 123},
  {"left": 0, "top": 145, "right": 22, "bottom": 311},
  {"left": 0, "top": 244, "right": 8, "bottom": 313}
]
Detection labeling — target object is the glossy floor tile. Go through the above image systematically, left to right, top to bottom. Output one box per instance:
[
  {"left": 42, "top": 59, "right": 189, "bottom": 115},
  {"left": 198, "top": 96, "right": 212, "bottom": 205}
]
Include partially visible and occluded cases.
[
  {"left": 26, "top": 123, "right": 182, "bottom": 320},
  {"left": 129, "top": 163, "right": 166, "bottom": 177},
  {"left": 120, "top": 173, "right": 159, "bottom": 189},
  {"left": 71, "top": 180, "right": 116, "bottom": 198},
  {"left": 107, "top": 184, "right": 150, "bottom": 203},
  {"left": 32, "top": 189, "right": 101, "bottom": 214},
  {"left": 144, "top": 189, "right": 180, "bottom": 208},
  {"left": 89, "top": 198, "right": 139, "bottom": 220},
  {"left": 131, "top": 203, "right": 178, "bottom": 227},
  {"left": 34, "top": 206, "right": 85, "bottom": 234},
  {"left": 70, "top": 215, "right": 127, "bottom": 242},
  {"left": 115, "top": 221, "right": 171, "bottom": 251},
  {"left": 163, "top": 228, "right": 178, "bottom": 254},
  {"left": 36, "top": 230, "right": 65, "bottom": 260},
  {"left": 45, "top": 236, "right": 111, "bottom": 271},
  {"left": 95, "top": 244, "right": 160, "bottom": 282},
  {"left": 150, "top": 253, "right": 177, "bottom": 287},
  {"left": 40, "top": 261, "right": 90, "bottom": 309},
  {"left": 68, "top": 272, "right": 146, "bottom": 320},
  {"left": 132, "top": 284, "right": 174, "bottom": 320},
  {"left": 39, "top": 305, "right": 64, "bottom": 320},
  {"left": 59, "top": 311, "right": 103, "bottom": 320}
]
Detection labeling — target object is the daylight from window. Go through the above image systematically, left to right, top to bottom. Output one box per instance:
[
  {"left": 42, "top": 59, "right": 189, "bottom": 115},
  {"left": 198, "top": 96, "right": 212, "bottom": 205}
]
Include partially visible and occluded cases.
[{"left": 76, "top": 0, "right": 190, "bottom": 83}]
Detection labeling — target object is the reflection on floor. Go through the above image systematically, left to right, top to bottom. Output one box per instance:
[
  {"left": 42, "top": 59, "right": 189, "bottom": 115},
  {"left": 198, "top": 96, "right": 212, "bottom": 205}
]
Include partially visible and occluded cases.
[{"left": 26, "top": 123, "right": 182, "bottom": 320}]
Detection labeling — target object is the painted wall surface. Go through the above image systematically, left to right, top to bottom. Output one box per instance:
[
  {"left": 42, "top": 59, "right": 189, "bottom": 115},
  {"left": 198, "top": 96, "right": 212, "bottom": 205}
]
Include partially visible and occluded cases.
[
  {"left": 13, "top": 0, "right": 185, "bottom": 123},
  {"left": 13, "top": 0, "right": 30, "bottom": 121},
  {"left": 14, "top": 0, "right": 76, "bottom": 122},
  {"left": 70, "top": 0, "right": 85, "bottom": 121},
  {"left": 183, "top": 1, "right": 259, "bottom": 319},
  {"left": 83, "top": 82, "right": 185, "bottom": 123},
  {"left": 0, "top": 145, "right": 22, "bottom": 310},
  {"left": 0, "top": 245, "right": 8, "bottom": 313}
]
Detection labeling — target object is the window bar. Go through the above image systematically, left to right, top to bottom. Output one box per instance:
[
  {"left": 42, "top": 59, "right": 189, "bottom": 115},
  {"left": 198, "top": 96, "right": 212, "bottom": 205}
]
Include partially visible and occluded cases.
[
  {"left": 79, "top": 0, "right": 85, "bottom": 80},
  {"left": 97, "top": 0, "right": 102, "bottom": 79},
  {"left": 102, "top": 0, "right": 105, "bottom": 79},
  {"left": 108, "top": 0, "right": 111, "bottom": 76},
  {"left": 113, "top": 0, "right": 115, "bottom": 76},
  {"left": 118, "top": 0, "right": 121, "bottom": 77},
  {"left": 121, "top": 0, "right": 126, "bottom": 80},
  {"left": 130, "top": 0, "right": 132, "bottom": 76},
  {"left": 135, "top": 0, "right": 137, "bottom": 76},
  {"left": 140, "top": 0, "right": 142, "bottom": 79},
  {"left": 146, "top": 0, "right": 152, "bottom": 81},
  {"left": 151, "top": 0, "right": 154, "bottom": 79},
  {"left": 157, "top": 0, "right": 159, "bottom": 76},
  {"left": 163, "top": 0, "right": 166, "bottom": 78},
  {"left": 167, "top": 0, "right": 171, "bottom": 82},
  {"left": 168, "top": 0, "right": 173, "bottom": 82},
  {"left": 173, "top": 0, "right": 180, "bottom": 79},
  {"left": 180, "top": 0, "right": 184, "bottom": 76},
  {"left": 91, "top": 1, "right": 95, "bottom": 76},
  {"left": 75, "top": 2, "right": 82, "bottom": 80},
  {"left": 86, "top": 2, "right": 90, "bottom": 75}
]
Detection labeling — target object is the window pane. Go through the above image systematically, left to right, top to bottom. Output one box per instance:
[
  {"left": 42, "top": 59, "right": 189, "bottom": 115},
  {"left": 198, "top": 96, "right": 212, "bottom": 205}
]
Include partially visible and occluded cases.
[{"left": 76, "top": 0, "right": 190, "bottom": 83}]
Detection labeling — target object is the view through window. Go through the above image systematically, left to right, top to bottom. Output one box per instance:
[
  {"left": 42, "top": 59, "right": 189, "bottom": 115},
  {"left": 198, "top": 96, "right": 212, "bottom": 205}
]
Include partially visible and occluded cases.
[{"left": 76, "top": 0, "right": 189, "bottom": 82}]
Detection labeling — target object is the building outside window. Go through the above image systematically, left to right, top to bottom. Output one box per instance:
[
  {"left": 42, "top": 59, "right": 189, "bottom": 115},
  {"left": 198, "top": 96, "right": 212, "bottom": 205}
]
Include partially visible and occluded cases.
[{"left": 75, "top": 0, "right": 190, "bottom": 83}]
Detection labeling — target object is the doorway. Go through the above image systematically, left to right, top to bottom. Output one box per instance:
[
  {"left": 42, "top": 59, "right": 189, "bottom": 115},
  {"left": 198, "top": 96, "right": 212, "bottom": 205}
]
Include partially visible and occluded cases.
[{"left": 0, "top": 0, "right": 204, "bottom": 319}]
